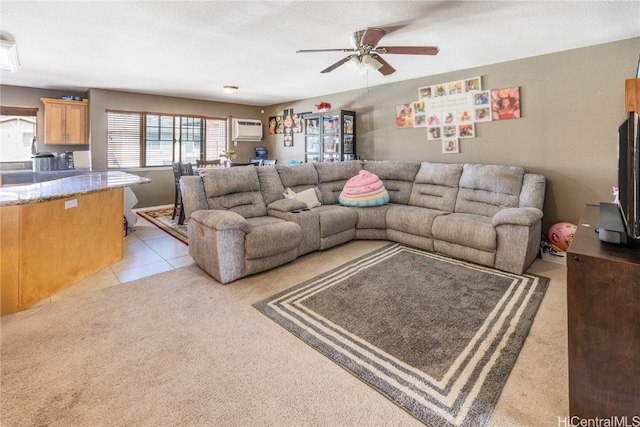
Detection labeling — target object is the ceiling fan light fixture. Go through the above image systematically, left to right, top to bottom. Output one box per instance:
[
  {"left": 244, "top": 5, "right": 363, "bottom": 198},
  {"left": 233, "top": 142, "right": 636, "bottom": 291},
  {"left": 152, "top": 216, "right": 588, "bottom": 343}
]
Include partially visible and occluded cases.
[
  {"left": 360, "top": 54, "right": 382, "bottom": 71},
  {"left": 345, "top": 55, "right": 361, "bottom": 71},
  {"left": 222, "top": 85, "right": 238, "bottom": 93}
]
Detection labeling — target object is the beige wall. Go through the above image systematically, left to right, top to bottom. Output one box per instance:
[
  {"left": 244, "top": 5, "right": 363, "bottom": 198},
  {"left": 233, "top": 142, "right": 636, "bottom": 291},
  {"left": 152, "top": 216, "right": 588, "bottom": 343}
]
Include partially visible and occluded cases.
[
  {"left": 2, "top": 37, "right": 639, "bottom": 228},
  {"left": 263, "top": 37, "right": 640, "bottom": 231}
]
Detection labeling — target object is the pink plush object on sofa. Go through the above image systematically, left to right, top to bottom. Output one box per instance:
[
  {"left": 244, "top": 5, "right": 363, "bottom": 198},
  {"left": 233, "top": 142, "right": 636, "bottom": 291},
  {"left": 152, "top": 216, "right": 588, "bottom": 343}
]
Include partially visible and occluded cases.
[{"left": 339, "top": 170, "right": 390, "bottom": 207}]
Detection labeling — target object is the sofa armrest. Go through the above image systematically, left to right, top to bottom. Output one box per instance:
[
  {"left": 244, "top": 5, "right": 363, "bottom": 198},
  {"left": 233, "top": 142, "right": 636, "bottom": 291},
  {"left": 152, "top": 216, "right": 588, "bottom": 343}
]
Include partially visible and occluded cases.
[
  {"left": 267, "top": 198, "right": 308, "bottom": 213},
  {"left": 492, "top": 207, "right": 543, "bottom": 227},
  {"left": 190, "top": 209, "right": 251, "bottom": 233}
]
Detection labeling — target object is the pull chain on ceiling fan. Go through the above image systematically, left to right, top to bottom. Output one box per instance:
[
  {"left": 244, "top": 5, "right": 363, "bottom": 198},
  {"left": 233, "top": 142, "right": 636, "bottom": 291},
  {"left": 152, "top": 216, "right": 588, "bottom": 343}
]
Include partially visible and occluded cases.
[{"left": 296, "top": 27, "right": 439, "bottom": 76}]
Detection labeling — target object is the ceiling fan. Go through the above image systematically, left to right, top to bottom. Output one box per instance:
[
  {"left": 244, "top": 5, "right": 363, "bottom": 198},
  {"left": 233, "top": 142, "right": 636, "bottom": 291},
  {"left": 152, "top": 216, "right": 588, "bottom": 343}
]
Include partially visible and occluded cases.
[{"left": 296, "top": 27, "right": 439, "bottom": 76}]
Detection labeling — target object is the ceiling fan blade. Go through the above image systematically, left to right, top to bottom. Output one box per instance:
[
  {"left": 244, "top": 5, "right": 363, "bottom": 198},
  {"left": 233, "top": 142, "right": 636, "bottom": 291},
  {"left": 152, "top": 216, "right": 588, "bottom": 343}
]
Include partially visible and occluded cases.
[
  {"left": 361, "top": 27, "right": 387, "bottom": 47},
  {"left": 378, "top": 46, "right": 439, "bottom": 55},
  {"left": 296, "top": 48, "right": 353, "bottom": 53},
  {"left": 371, "top": 54, "right": 396, "bottom": 76},
  {"left": 320, "top": 55, "right": 356, "bottom": 73}
]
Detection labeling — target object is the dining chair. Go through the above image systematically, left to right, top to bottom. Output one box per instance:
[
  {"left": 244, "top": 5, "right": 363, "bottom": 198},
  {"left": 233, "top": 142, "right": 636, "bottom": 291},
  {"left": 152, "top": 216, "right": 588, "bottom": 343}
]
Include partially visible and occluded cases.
[
  {"left": 196, "top": 159, "right": 221, "bottom": 168},
  {"left": 249, "top": 159, "right": 263, "bottom": 166},
  {"left": 262, "top": 159, "right": 277, "bottom": 166},
  {"left": 170, "top": 162, "right": 194, "bottom": 225},
  {"left": 171, "top": 162, "right": 182, "bottom": 222}
]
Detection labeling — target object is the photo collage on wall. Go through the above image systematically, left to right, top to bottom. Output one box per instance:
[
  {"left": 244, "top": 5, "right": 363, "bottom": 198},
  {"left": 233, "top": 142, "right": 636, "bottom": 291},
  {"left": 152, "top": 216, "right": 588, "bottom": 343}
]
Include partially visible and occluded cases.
[
  {"left": 396, "top": 76, "right": 521, "bottom": 153},
  {"left": 268, "top": 109, "right": 309, "bottom": 147}
]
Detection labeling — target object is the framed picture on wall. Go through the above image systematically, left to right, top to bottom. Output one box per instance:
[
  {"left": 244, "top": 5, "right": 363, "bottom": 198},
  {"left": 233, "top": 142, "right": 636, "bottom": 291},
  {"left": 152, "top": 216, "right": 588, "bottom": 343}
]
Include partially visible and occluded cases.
[
  {"left": 491, "top": 87, "right": 521, "bottom": 120},
  {"left": 395, "top": 103, "right": 414, "bottom": 128},
  {"left": 428, "top": 126, "right": 441, "bottom": 140},
  {"left": 443, "top": 138, "right": 459, "bottom": 153}
]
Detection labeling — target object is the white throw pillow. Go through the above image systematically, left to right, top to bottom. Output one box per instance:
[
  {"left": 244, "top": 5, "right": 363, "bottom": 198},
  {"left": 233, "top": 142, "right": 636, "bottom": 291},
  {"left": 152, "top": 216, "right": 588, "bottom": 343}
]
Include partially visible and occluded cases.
[{"left": 283, "top": 187, "right": 321, "bottom": 209}]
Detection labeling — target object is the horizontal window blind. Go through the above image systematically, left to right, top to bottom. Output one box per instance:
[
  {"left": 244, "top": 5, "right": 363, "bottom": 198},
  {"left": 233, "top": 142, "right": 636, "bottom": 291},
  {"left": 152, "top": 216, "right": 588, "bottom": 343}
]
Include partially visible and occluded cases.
[
  {"left": 107, "top": 111, "right": 228, "bottom": 168},
  {"left": 107, "top": 112, "right": 142, "bottom": 168},
  {"left": 205, "top": 119, "right": 227, "bottom": 160}
]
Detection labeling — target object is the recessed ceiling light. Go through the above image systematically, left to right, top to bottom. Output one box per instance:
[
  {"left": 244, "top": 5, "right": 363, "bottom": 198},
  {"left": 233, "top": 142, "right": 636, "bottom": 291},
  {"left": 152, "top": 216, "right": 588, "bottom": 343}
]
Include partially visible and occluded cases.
[{"left": 222, "top": 86, "right": 238, "bottom": 93}]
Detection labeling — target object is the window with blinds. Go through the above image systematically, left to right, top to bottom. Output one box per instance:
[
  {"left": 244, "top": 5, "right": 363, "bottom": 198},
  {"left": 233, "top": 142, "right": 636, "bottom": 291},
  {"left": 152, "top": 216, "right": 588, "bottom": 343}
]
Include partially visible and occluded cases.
[
  {"left": 106, "top": 111, "right": 227, "bottom": 169},
  {"left": 107, "top": 112, "right": 141, "bottom": 168}
]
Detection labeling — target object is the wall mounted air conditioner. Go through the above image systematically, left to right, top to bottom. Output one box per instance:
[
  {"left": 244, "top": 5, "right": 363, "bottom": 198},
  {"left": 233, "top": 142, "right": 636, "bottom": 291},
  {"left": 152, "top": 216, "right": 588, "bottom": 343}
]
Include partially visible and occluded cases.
[{"left": 231, "top": 118, "right": 263, "bottom": 142}]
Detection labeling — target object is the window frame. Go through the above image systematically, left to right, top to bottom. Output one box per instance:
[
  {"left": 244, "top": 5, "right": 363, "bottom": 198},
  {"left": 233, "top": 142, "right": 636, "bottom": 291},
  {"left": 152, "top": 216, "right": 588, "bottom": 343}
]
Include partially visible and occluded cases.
[
  {"left": 0, "top": 106, "right": 39, "bottom": 162},
  {"left": 106, "top": 109, "right": 228, "bottom": 169}
]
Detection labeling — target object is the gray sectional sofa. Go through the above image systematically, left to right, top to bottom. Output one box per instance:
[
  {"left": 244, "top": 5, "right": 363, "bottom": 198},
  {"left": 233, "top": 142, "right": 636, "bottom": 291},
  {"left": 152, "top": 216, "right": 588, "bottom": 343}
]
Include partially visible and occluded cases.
[{"left": 180, "top": 161, "right": 545, "bottom": 284}]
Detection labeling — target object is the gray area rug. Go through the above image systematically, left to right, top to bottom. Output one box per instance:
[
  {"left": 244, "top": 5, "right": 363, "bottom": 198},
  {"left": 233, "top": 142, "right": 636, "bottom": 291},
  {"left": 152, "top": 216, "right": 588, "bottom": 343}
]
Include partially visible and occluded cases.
[{"left": 254, "top": 243, "right": 550, "bottom": 427}]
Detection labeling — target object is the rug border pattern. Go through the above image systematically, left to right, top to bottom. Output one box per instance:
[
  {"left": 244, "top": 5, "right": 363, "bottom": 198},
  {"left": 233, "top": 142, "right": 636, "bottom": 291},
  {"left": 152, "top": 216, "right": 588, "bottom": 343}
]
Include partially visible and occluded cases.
[
  {"left": 136, "top": 209, "right": 188, "bottom": 245},
  {"left": 254, "top": 243, "right": 549, "bottom": 427}
]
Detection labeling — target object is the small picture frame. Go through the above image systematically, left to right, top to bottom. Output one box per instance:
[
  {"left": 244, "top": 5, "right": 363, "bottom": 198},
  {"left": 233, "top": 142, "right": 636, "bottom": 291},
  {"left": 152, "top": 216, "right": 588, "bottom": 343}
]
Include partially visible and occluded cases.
[
  {"left": 475, "top": 107, "right": 491, "bottom": 122},
  {"left": 427, "top": 126, "right": 441, "bottom": 140},
  {"left": 443, "top": 138, "right": 459, "bottom": 153}
]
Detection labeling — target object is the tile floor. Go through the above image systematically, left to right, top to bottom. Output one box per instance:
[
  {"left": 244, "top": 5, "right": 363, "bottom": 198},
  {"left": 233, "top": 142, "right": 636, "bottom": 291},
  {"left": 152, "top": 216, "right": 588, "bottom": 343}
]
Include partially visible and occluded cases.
[{"left": 37, "top": 209, "right": 194, "bottom": 307}]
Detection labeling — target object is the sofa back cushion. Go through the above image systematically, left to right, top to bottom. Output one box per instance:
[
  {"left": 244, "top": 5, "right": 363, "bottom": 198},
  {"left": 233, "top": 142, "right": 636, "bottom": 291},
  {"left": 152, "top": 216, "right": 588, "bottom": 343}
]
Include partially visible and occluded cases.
[
  {"left": 315, "top": 161, "right": 363, "bottom": 204},
  {"left": 363, "top": 161, "right": 420, "bottom": 204},
  {"left": 409, "top": 162, "right": 463, "bottom": 212},
  {"left": 276, "top": 163, "right": 319, "bottom": 196},
  {"left": 455, "top": 164, "right": 524, "bottom": 217},
  {"left": 257, "top": 166, "right": 286, "bottom": 206},
  {"left": 200, "top": 167, "right": 267, "bottom": 218}
]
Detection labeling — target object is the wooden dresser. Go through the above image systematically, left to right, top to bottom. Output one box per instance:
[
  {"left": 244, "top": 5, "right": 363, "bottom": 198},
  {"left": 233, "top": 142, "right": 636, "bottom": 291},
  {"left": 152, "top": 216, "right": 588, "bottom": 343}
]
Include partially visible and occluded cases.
[{"left": 567, "top": 205, "right": 640, "bottom": 419}]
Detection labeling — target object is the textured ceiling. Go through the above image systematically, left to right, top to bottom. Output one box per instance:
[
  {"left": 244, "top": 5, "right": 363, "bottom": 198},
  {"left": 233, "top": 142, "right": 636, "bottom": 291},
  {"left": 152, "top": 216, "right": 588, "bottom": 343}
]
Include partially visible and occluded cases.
[{"left": 1, "top": 1, "right": 639, "bottom": 107}]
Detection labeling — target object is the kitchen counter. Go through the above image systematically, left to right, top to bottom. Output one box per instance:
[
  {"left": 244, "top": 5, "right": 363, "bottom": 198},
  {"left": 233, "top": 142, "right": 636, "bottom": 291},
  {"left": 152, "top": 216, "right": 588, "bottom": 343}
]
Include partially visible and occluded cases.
[
  {"left": 0, "top": 169, "right": 85, "bottom": 186},
  {"left": 0, "top": 171, "right": 150, "bottom": 207},
  {"left": 1, "top": 171, "right": 151, "bottom": 315}
]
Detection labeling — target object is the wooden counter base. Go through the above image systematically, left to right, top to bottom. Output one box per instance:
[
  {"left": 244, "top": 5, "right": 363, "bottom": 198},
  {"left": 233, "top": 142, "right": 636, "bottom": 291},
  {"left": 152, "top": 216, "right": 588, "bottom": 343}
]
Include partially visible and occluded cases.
[{"left": 1, "top": 188, "right": 124, "bottom": 315}]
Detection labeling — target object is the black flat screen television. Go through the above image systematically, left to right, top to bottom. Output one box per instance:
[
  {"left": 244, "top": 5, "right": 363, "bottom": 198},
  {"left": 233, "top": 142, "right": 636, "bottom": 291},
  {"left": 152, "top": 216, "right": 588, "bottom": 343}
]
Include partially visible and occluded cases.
[{"left": 618, "top": 111, "right": 640, "bottom": 242}]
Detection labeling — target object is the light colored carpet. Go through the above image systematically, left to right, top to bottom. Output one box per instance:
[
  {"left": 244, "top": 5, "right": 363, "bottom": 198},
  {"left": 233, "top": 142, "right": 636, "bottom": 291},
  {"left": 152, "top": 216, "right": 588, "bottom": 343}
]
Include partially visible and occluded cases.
[{"left": 1, "top": 240, "right": 568, "bottom": 426}]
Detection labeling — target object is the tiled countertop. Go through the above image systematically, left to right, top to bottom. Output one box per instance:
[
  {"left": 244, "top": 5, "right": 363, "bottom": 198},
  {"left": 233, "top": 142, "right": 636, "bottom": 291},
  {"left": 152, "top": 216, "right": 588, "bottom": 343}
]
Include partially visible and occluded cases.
[{"left": 0, "top": 171, "right": 151, "bottom": 207}]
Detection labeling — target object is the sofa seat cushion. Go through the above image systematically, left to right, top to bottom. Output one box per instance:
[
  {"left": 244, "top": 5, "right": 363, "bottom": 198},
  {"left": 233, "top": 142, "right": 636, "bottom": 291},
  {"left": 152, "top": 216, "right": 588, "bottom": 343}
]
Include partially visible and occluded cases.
[
  {"left": 315, "top": 205, "right": 358, "bottom": 238},
  {"left": 352, "top": 205, "right": 392, "bottom": 229},
  {"left": 387, "top": 205, "right": 448, "bottom": 238},
  {"left": 432, "top": 213, "right": 496, "bottom": 252},
  {"left": 244, "top": 217, "right": 301, "bottom": 260}
]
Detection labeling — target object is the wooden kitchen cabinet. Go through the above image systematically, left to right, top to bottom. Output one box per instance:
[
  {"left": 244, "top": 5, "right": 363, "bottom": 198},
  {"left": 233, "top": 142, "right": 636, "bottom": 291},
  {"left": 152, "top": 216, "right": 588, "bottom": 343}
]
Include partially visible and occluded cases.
[
  {"left": 41, "top": 98, "right": 88, "bottom": 145},
  {"left": 567, "top": 205, "right": 640, "bottom": 419}
]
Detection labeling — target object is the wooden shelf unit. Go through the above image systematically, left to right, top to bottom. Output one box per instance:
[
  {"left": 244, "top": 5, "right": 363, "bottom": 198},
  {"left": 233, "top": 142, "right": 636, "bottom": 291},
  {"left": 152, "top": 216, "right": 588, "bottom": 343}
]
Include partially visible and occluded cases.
[{"left": 566, "top": 205, "right": 640, "bottom": 419}]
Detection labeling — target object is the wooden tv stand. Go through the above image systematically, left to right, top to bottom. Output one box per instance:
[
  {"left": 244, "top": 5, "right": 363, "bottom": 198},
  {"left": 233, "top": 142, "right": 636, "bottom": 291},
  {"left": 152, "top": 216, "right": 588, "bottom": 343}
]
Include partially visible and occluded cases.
[{"left": 567, "top": 205, "right": 640, "bottom": 419}]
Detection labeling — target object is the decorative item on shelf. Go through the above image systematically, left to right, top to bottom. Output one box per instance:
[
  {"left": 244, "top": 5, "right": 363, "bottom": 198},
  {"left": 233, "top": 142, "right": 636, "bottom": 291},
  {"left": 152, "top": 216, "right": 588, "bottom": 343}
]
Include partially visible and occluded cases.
[
  {"left": 316, "top": 102, "right": 331, "bottom": 113},
  {"left": 219, "top": 150, "right": 237, "bottom": 167}
]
